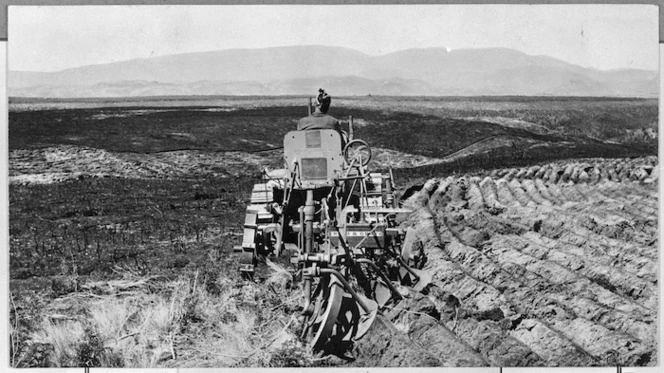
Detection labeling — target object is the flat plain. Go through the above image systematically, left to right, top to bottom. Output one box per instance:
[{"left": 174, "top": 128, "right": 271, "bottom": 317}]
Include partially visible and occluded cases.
[{"left": 8, "top": 95, "right": 658, "bottom": 367}]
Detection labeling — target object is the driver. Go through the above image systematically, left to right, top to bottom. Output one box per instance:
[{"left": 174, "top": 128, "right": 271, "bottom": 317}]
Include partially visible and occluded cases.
[{"left": 297, "top": 89, "right": 341, "bottom": 132}]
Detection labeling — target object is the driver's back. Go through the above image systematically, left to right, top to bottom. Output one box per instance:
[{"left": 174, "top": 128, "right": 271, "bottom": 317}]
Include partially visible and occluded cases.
[{"left": 297, "top": 113, "right": 341, "bottom": 132}]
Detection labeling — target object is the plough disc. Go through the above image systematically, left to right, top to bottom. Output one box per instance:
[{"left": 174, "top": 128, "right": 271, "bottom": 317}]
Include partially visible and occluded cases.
[
  {"left": 305, "top": 276, "right": 344, "bottom": 351},
  {"left": 333, "top": 292, "right": 378, "bottom": 343}
]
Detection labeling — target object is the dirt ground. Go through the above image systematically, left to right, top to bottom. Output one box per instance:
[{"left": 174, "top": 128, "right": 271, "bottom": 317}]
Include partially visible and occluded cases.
[
  {"left": 8, "top": 96, "right": 658, "bottom": 367},
  {"left": 8, "top": 144, "right": 450, "bottom": 186},
  {"left": 394, "top": 157, "right": 658, "bottom": 366}
]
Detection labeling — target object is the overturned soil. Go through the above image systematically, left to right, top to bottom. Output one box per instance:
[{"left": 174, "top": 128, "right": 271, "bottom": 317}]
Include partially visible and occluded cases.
[{"left": 355, "top": 156, "right": 657, "bottom": 367}]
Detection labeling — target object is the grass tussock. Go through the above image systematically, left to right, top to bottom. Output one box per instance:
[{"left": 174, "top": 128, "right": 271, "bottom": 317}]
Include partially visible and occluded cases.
[
  {"left": 13, "top": 256, "right": 329, "bottom": 368},
  {"left": 31, "top": 319, "right": 85, "bottom": 367}
]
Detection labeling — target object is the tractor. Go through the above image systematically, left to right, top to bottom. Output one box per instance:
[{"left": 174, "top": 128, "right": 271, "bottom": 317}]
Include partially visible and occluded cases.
[{"left": 235, "top": 104, "right": 430, "bottom": 351}]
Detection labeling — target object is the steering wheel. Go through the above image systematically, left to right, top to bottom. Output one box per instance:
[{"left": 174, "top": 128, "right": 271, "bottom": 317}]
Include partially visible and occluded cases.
[{"left": 343, "top": 139, "right": 372, "bottom": 166}]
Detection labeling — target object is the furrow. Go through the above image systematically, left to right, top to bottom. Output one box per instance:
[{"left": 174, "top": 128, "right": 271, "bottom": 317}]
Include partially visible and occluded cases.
[
  {"left": 478, "top": 177, "right": 505, "bottom": 210},
  {"left": 494, "top": 179, "right": 522, "bottom": 207},
  {"left": 519, "top": 179, "right": 553, "bottom": 206}
]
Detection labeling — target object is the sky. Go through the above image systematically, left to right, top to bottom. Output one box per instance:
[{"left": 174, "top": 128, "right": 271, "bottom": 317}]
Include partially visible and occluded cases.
[{"left": 8, "top": 4, "right": 659, "bottom": 72}]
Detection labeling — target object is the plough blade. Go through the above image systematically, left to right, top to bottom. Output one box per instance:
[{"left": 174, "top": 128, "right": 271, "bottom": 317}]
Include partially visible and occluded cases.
[
  {"left": 399, "top": 266, "right": 432, "bottom": 292},
  {"left": 410, "top": 268, "right": 432, "bottom": 292},
  {"left": 372, "top": 279, "right": 393, "bottom": 308},
  {"left": 352, "top": 294, "right": 378, "bottom": 342}
]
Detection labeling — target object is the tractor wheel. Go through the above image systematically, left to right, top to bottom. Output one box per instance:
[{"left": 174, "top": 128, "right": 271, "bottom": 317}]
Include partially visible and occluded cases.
[
  {"left": 261, "top": 223, "right": 282, "bottom": 257},
  {"left": 239, "top": 251, "right": 256, "bottom": 281}
]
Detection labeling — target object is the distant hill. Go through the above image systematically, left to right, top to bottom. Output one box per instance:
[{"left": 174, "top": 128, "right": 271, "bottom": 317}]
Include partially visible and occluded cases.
[{"left": 9, "top": 46, "right": 658, "bottom": 98}]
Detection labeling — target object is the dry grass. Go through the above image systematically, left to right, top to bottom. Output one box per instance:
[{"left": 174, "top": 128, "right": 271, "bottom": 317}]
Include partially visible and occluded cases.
[
  {"left": 18, "top": 256, "right": 321, "bottom": 368},
  {"left": 31, "top": 319, "right": 86, "bottom": 367}
]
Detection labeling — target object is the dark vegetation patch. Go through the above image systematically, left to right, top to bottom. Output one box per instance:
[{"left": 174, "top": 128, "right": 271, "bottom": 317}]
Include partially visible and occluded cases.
[
  {"left": 10, "top": 96, "right": 657, "bottom": 157},
  {"left": 342, "top": 96, "right": 658, "bottom": 147},
  {"left": 9, "top": 106, "right": 304, "bottom": 153},
  {"left": 353, "top": 116, "right": 564, "bottom": 159},
  {"left": 393, "top": 139, "right": 652, "bottom": 182},
  {"left": 9, "top": 176, "right": 255, "bottom": 280}
]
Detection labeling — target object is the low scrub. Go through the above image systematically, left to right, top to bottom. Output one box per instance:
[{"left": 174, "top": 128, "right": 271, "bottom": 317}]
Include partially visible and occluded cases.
[{"left": 12, "top": 257, "right": 328, "bottom": 368}]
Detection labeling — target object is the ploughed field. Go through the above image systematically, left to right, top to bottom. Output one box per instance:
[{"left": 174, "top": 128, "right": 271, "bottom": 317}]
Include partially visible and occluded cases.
[
  {"left": 8, "top": 96, "right": 658, "bottom": 367},
  {"left": 372, "top": 157, "right": 657, "bottom": 367}
]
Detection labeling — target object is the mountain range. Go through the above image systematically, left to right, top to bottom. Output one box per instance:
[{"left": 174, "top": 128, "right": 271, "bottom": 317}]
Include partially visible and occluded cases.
[{"left": 9, "top": 46, "right": 658, "bottom": 98}]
